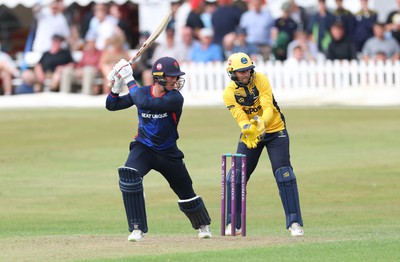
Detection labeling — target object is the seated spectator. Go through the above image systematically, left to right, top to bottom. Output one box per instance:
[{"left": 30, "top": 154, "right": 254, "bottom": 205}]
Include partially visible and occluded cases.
[
  {"left": 354, "top": 0, "right": 377, "bottom": 52},
  {"left": 327, "top": 21, "right": 357, "bottom": 61},
  {"left": 151, "top": 23, "right": 179, "bottom": 64},
  {"left": 362, "top": 23, "right": 400, "bottom": 62},
  {"left": 175, "top": 26, "right": 199, "bottom": 63},
  {"left": 230, "top": 27, "right": 259, "bottom": 61},
  {"left": 189, "top": 28, "right": 223, "bottom": 62},
  {"left": 287, "top": 30, "right": 319, "bottom": 62},
  {"left": 132, "top": 31, "right": 158, "bottom": 86},
  {"left": 222, "top": 32, "right": 237, "bottom": 60},
  {"left": 98, "top": 33, "right": 131, "bottom": 94},
  {"left": 34, "top": 34, "right": 74, "bottom": 92},
  {"left": 60, "top": 37, "right": 102, "bottom": 95},
  {"left": 285, "top": 45, "right": 306, "bottom": 65},
  {"left": 0, "top": 50, "right": 19, "bottom": 95},
  {"left": 14, "top": 70, "right": 36, "bottom": 95}
]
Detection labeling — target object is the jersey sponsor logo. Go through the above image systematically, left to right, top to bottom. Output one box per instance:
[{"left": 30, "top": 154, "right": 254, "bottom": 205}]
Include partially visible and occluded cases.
[
  {"left": 243, "top": 105, "right": 261, "bottom": 114},
  {"left": 141, "top": 112, "right": 168, "bottom": 119}
]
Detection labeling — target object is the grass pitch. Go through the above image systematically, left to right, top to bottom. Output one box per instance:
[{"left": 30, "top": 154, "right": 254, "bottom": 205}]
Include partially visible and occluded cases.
[{"left": 0, "top": 106, "right": 399, "bottom": 261}]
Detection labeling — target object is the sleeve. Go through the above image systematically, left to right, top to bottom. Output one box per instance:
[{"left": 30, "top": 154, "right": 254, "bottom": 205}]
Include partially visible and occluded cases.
[
  {"left": 257, "top": 74, "right": 275, "bottom": 126},
  {"left": 222, "top": 85, "right": 251, "bottom": 129},
  {"left": 105, "top": 93, "right": 134, "bottom": 111}
]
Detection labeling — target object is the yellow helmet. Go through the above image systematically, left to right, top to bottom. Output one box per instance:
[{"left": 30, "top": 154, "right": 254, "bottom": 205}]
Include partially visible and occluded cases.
[
  {"left": 226, "top": 52, "right": 255, "bottom": 73},
  {"left": 226, "top": 52, "right": 255, "bottom": 85}
]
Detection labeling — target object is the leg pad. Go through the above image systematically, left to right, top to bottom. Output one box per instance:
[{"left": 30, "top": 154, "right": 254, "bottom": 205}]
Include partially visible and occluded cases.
[
  {"left": 119, "top": 166, "right": 148, "bottom": 233},
  {"left": 274, "top": 166, "right": 303, "bottom": 228},
  {"left": 178, "top": 196, "right": 211, "bottom": 229}
]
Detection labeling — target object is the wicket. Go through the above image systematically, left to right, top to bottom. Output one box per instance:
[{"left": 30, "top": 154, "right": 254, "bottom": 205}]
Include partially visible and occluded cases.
[{"left": 221, "top": 153, "right": 247, "bottom": 236}]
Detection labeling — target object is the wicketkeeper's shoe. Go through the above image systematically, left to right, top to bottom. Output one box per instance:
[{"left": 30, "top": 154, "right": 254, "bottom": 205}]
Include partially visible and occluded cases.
[
  {"left": 289, "top": 222, "right": 304, "bottom": 237},
  {"left": 225, "top": 223, "right": 241, "bottom": 236},
  {"left": 198, "top": 225, "right": 212, "bottom": 239},
  {"left": 128, "top": 229, "right": 144, "bottom": 242}
]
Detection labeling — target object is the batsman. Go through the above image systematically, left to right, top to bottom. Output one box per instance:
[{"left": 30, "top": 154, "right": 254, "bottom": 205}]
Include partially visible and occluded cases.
[
  {"left": 222, "top": 52, "right": 304, "bottom": 236},
  {"left": 105, "top": 57, "right": 212, "bottom": 241}
]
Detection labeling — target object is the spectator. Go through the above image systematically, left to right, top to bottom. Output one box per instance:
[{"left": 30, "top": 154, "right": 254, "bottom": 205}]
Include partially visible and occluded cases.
[
  {"left": 32, "top": 0, "right": 70, "bottom": 53},
  {"left": 174, "top": 0, "right": 192, "bottom": 43},
  {"left": 186, "top": 0, "right": 206, "bottom": 39},
  {"left": 201, "top": 0, "right": 218, "bottom": 29},
  {"left": 211, "top": 0, "right": 242, "bottom": 47},
  {"left": 239, "top": 0, "right": 274, "bottom": 61},
  {"left": 288, "top": 0, "right": 309, "bottom": 32},
  {"left": 306, "top": 0, "right": 335, "bottom": 54},
  {"left": 332, "top": 0, "right": 356, "bottom": 38},
  {"left": 354, "top": 0, "right": 378, "bottom": 52},
  {"left": 385, "top": 0, "right": 400, "bottom": 45},
  {"left": 271, "top": 1, "right": 298, "bottom": 61},
  {"left": 85, "top": 3, "right": 121, "bottom": 51},
  {"left": 109, "top": 3, "right": 132, "bottom": 48},
  {"left": 327, "top": 21, "right": 357, "bottom": 61},
  {"left": 151, "top": 23, "right": 180, "bottom": 64},
  {"left": 362, "top": 23, "right": 400, "bottom": 62},
  {"left": 175, "top": 26, "right": 199, "bottom": 63},
  {"left": 231, "top": 27, "right": 259, "bottom": 61},
  {"left": 189, "top": 28, "right": 223, "bottom": 62},
  {"left": 287, "top": 30, "right": 319, "bottom": 62},
  {"left": 132, "top": 31, "right": 158, "bottom": 86},
  {"left": 222, "top": 32, "right": 237, "bottom": 59},
  {"left": 34, "top": 34, "right": 74, "bottom": 92},
  {"left": 98, "top": 34, "right": 131, "bottom": 94},
  {"left": 60, "top": 37, "right": 102, "bottom": 95},
  {"left": 285, "top": 45, "right": 306, "bottom": 65},
  {"left": 0, "top": 50, "right": 19, "bottom": 95},
  {"left": 14, "top": 70, "right": 36, "bottom": 95}
]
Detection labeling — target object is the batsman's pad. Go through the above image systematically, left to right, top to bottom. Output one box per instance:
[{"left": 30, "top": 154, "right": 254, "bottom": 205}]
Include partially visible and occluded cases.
[
  {"left": 118, "top": 166, "right": 148, "bottom": 233},
  {"left": 274, "top": 166, "right": 303, "bottom": 228},
  {"left": 226, "top": 169, "right": 243, "bottom": 229},
  {"left": 178, "top": 196, "right": 211, "bottom": 229}
]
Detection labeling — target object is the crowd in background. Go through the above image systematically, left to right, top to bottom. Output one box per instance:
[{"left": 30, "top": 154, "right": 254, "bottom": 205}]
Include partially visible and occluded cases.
[{"left": 1, "top": 0, "right": 400, "bottom": 96}]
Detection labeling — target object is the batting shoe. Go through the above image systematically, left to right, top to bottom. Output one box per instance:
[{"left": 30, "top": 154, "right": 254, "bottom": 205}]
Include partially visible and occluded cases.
[
  {"left": 289, "top": 222, "right": 304, "bottom": 237},
  {"left": 225, "top": 223, "right": 241, "bottom": 236},
  {"left": 198, "top": 225, "right": 212, "bottom": 239},
  {"left": 128, "top": 229, "right": 144, "bottom": 242}
]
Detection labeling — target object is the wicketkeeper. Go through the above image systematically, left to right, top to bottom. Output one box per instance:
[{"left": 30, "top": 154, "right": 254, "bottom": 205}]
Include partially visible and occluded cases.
[
  {"left": 222, "top": 52, "right": 304, "bottom": 236},
  {"left": 105, "top": 57, "right": 212, "bottom": 241}
]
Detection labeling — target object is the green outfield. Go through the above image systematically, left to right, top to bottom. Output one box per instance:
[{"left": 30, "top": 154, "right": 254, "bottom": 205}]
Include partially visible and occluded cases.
[{"left": 0, "top": 107, "right": 399, "bottom": 261}]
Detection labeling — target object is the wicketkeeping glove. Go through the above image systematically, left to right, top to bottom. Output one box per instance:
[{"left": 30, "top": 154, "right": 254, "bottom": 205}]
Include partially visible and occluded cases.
[
  {"left": 113, "top": 59, "right": 135, "bottom": 84},
  {"left": 107, "top": 69, "right": 124, "bottom": 94},
  {"left": 241, "top": 116, "right": 265, "bottom": 149}
]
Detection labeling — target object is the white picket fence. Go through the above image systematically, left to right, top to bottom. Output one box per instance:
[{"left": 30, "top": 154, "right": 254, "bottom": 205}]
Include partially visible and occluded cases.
[{"left": 179, "top": 60, "right": 400, "bottom": 106}]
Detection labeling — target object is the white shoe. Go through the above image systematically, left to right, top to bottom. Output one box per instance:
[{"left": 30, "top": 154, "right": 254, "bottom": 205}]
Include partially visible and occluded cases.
[
  {"left": 289, "top": 222, "right": 304, "bottom": 237},
  {"left": 225, "top": 223, "right": 241, "bottom": 236},
  {"left": 198, "top": 225, "right": 212, "bottom": 239},
  {"left": 128, "top": 229, "right": 144, "bottom": 242}
]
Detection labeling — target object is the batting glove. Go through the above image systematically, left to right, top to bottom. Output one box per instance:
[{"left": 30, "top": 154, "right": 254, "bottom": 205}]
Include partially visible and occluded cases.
[
  {"left": 113, "top": 59, "right": 135, "bottom": 84},
  {"left": 107, "top": 69, "right": 124, "bottom": 94}
]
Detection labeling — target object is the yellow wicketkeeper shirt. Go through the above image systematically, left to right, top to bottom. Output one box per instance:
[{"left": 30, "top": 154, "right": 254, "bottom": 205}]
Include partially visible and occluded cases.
[{"left": 223, "top": 72, "right": 285, "bottom": 133}]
